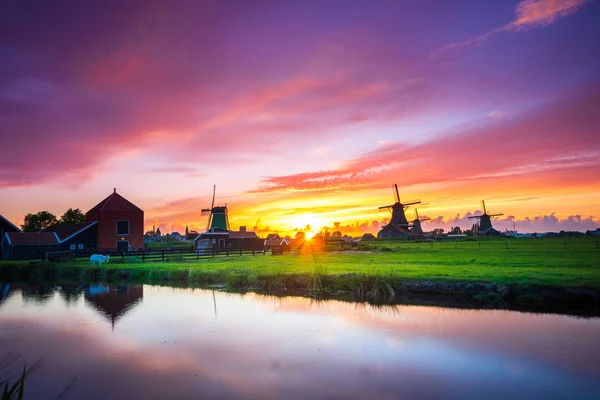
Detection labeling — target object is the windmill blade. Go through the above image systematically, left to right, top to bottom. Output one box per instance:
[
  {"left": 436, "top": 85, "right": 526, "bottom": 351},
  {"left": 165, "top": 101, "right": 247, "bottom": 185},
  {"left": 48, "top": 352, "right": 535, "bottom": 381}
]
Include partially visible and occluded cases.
[
  {"left": 394, "top": 184, "right": 400, "bottom": 203},
  {"left": 211, "top": 185, "right": 216, "bottom": 210},
  {"left": 403, "top": 200, "right": 421, "bottom": 206},
  {"left": 482, "top": 200, "right": 487, "bottom": 215},
  {"left": 379, "top": 204, "right": 395, "bottom": 210},
  {"left": 201, "top": 209, "right": 211, "bottom": 215},
  {"left": 415, "top": 209, "right": 419, "bottom": 220},
  {"left": 206, "top": 213, "right": 213, "bottom": 232},
  {"left": 488, "top": 213, "right": 504, "bottom": 217},
  {"left": 468, "top": 215, "right": 482, "bottom": 219},
  {"left": 421, "top": 216, "right": 431, "bottom": 221}
]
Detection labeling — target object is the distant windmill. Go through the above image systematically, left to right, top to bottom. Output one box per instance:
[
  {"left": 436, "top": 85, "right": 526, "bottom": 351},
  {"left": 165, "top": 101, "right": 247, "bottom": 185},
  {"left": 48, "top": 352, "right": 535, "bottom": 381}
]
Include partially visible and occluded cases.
[
  {"left": 377, "top": 184, "right": 421, "bottom": 238},
  {"left": 201, "top": 185, "right": 230, "bottom": 232},
  {"left": 468, "top": 200, "right": 503, "bottom": 235},
  {"left": 411, "top": 209, "right": 431, "bottom": 235}
]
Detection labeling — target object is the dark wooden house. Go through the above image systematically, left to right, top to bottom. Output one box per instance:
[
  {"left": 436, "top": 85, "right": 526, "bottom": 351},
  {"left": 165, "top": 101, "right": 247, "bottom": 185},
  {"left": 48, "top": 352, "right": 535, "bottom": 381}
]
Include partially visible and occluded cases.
[
  {"left": 86, "top": 189, "right": 144, "bottom": 251},
  {"left": 0, "top": 215, "right": 22, "bottom": 260},
  {"left": 45, "top": 222, "right": 98, "bottom": 252},
  {"left": 2, "top": 232, "right": 60, "bottom": 261}
]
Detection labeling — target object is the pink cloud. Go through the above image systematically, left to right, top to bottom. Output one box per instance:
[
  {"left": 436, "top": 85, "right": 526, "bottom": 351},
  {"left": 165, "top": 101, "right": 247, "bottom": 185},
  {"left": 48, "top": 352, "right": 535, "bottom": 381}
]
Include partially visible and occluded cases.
[
  {"left": 433, "top": 0, "right": 587, "bottom": 58},
  {"left": 512, "top": 0, "right": 586, "bottom": 28},
  {"left": 250, "top": 85, "right": 600, "bottom": 195}
]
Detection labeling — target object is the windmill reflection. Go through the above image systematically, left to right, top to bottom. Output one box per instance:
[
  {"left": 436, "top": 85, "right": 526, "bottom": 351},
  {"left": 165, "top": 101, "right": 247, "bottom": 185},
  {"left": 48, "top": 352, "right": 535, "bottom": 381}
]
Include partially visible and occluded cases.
[{"left": 84, "top": 284, "right": 144, "bottom": 330}]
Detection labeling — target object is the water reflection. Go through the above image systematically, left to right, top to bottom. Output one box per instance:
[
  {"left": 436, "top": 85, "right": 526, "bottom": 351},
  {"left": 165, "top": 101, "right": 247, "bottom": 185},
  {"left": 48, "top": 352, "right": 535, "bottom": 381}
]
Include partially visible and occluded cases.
[
  {"left": 0, "top": 283, "right": 599, "bottom": 399},
  {"left": 84, "top": 284, "right": 143, "bottom": 329}
]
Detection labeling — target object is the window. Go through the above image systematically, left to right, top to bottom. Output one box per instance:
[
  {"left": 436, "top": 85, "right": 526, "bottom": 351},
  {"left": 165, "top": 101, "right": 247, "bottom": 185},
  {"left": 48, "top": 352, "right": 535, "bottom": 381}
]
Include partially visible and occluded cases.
[
  {"left": 116, "top": 220, "right": 129, "bottom": 235},
  {"left": 211, "top": 239, "right": 216, "bottom": 244},
  {"left": 116, "top": 240, "right": 129, "bottom": 251},
  {"left": 69, "top": 244, "right": 76, "bottom": 250},
  {"left": 78, "top": 244, "right": 84, "bottom": 250}
]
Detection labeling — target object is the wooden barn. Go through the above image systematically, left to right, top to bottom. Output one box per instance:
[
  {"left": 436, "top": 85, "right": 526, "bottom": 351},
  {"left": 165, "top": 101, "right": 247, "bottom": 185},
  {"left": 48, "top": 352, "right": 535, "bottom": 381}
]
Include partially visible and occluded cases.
[
  {"left": 86, "top": 189, "right": 144, "bottom": 251},
  {"left": 2, "top": 232, "right": 60, "bottom": 261}
]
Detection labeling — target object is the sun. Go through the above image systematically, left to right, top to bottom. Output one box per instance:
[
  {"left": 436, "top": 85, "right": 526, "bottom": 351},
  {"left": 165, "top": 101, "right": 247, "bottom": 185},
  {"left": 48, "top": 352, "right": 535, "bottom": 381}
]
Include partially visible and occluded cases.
[{"left": 285, "top": 213, "right": 322, "bottom": 239}]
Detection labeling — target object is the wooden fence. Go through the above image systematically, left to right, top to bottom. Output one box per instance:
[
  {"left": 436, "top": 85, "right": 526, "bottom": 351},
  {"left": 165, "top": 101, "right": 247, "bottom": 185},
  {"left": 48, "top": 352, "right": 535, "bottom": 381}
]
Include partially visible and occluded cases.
[{"left": 57, "top": 246, "right": 292, "bottom": 263}]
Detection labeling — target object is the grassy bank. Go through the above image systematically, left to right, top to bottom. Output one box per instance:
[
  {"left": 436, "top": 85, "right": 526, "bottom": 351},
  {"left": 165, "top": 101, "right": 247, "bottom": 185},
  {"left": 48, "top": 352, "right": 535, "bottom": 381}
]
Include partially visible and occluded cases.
[{"left": 2, "top": 238, "right": 599, "bottom": 314}]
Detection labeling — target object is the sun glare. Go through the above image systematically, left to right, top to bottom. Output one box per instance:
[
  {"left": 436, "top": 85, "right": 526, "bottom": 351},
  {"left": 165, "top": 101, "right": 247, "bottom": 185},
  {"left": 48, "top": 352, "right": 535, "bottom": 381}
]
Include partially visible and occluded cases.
[{"left": 285, "top": 214, "right": 322, "bottom": 239}]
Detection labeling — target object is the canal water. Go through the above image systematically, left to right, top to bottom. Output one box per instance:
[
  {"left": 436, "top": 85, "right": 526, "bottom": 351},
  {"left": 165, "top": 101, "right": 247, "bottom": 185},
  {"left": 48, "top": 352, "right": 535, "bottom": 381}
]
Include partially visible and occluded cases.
[{"left": 1, "top": 283, "right": 599, "bottom": 399}]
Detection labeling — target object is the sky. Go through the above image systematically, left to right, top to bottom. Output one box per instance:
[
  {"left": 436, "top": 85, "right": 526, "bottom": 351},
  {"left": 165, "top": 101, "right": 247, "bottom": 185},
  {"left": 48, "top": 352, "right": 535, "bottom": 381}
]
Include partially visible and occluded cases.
[{"left": 1, "top": 0, "right": 599, "bottom": 236}]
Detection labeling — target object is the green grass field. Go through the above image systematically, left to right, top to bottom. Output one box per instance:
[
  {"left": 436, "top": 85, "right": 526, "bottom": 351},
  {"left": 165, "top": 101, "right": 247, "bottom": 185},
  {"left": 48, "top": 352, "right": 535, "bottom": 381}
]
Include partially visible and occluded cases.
[{"left": 2, "top": 237, "right": 599, "bottom": 288}]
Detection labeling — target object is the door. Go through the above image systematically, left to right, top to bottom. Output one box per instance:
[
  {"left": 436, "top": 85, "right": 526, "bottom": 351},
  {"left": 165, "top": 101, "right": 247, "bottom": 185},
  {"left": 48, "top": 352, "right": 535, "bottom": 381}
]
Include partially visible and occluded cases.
[{"left": 116, "top": 240, "right": 129, "bottom": 252}]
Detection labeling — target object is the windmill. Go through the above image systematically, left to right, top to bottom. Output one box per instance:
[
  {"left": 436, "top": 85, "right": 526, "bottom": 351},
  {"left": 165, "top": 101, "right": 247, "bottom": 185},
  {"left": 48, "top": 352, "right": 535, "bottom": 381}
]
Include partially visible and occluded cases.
[
  {"left": 377, "top": 184, "right": 421, "bottom": 238},
  {"left": 201, "top": 185, "right": 230, "bottom": 232},
  {"left": 468, "top": 200, "right": 503, "bottom": 235},
  {"left": 411, "top": 209, "right": 431, "bottom": 235}
]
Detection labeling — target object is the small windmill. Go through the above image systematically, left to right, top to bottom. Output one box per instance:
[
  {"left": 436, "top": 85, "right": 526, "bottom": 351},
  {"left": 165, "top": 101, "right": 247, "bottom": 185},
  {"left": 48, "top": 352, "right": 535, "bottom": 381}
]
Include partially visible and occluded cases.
[
  {"left": 377, "top": 184, "right": 420, "bottom": 237},
  {"left": 201, "top": 185, "right": 230, "bottom": 232},
  {"left": 468, "top": 200, "right": 503, "bottom": 235},
  {"left": 411, "top": 209, "right": 431, "bottom": 235}
]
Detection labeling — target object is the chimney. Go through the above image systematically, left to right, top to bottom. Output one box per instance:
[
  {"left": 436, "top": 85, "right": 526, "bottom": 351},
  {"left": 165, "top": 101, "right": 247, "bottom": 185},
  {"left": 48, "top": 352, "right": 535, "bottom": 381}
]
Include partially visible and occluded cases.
[
  {"left": 113, "top": 188, "right": 116, "bottom": 193},
  {"left": 240, "top": 226, "right": 247, "bottom": 232}
]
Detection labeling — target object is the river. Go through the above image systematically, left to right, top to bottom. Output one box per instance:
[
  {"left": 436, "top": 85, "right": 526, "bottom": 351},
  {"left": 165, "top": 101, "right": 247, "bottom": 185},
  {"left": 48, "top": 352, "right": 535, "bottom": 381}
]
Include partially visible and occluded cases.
[{"left": 1, "top": 283, "right": 599, "bottom": 399}]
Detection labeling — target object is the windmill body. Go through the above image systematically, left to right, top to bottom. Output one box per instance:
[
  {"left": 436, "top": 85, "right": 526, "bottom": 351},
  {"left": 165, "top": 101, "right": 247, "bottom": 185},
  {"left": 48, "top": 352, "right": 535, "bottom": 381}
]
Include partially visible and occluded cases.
[
  {"left": 377, "top": 184, "right": 420, "bottom": 239},
  {"left": 194, "top": 185, "right": 262, "bottom": 253},
  {"left": 201, "top": 185, "right": 230, "bottom": 233},
  {"left": 468, "top": 200, "right": 503, "bottom": 236},
  {"left": 410, "top": 209, "right": 430, "bottom": 235}
]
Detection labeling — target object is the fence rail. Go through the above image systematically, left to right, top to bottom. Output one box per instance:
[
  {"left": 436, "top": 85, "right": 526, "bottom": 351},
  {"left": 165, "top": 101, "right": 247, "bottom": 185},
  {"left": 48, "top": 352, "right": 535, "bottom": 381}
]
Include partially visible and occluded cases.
[{"left": 63, "top": 246, "right": 291, "bottom": 263}]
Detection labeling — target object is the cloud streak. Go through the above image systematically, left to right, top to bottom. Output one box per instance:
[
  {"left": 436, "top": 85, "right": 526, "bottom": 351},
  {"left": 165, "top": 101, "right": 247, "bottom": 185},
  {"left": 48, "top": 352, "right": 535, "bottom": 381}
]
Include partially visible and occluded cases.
[{"left": 433, "top": 0, "right": 587, "bottom": 58}]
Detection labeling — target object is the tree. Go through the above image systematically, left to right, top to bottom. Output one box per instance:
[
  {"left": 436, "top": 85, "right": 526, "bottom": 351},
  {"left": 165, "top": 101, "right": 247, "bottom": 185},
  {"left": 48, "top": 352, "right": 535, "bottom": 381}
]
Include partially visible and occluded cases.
[
  {"left": 60, "top": 208, "right": 86, "bottom": 225},
  {"left": 21, "top": 211, "right": 58, "bottom": 232},
  {"left": 185, "top": 225, "right": 189, "bottom": 236},
  {"left": 450, "top": 226, "right": 462, "bottom": 235},
  {"left": 156, "top": 227, "right": 162, "bottom": 236},
  {"left": 432, "top": 228, "right": 444, "bottom": 236},
  {"left": 295, "top": 231, "right": 306, "bottom": 240},
  {"left": 331, "top": 231, "right": 342, "bottom": 239}
]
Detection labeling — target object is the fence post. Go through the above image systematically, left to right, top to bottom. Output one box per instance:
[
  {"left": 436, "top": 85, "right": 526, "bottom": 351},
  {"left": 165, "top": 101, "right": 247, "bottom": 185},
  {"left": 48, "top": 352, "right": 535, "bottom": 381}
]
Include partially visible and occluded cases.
[
  {"left": 212, "top": 248, "right": 215, "bottom": 257},
  {"left": 240, "top": 249, "right": 242, "bottom": 256},
  {"left": 162, "top": 250, "right": 165, "bottom": 261},
  {"left": 197, "top": 250, "right": 199, "bottom": 261},
  {"left": 226, "top": 250, "right": 229, "bottom": 257},
  {"left": 253, "top": 250, "right": 255, "bottom": 256},
  {"left": 142, "top": 251, "right": 145, "bottom": 263}
]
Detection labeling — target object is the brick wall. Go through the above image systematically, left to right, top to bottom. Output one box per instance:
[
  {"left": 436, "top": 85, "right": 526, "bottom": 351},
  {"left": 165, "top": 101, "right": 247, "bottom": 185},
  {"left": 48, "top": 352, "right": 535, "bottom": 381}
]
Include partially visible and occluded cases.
[{"left": 94, "top": 210, "right": 144, "bottom": 250}]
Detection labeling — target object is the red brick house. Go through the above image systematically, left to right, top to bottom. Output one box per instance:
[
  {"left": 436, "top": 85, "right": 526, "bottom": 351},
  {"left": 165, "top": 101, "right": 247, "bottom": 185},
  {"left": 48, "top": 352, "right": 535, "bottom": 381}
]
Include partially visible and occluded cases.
[{"left": 86, "top": 189, "right": 144, "bottom": 251}]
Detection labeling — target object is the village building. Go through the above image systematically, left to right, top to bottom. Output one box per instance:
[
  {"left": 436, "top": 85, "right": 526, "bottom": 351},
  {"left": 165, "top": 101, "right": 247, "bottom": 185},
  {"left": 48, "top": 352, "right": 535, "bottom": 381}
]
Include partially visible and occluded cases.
[
  {"left": 86, "top": 189, "right": 144, "bottom": 251},
  {"left": 194, "top": 226, "right": 263, "bottom": 252},
  {"left": 264, "top": 236, "right": 291, "bottom": 251},
  {"left": 84, "top": 284, "right": 144, "bottom": 330}
]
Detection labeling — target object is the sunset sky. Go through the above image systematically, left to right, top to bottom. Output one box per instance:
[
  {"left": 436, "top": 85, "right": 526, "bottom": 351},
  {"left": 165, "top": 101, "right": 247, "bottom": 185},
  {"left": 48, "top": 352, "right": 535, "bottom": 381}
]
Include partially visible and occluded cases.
[{"left": 1, "top": 0, "right": 599, "bottom": 236}]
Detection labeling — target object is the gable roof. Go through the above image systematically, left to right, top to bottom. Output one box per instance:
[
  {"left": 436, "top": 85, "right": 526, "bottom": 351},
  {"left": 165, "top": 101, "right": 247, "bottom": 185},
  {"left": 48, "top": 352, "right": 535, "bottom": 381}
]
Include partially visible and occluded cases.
[
  {"left": 87, "top": 189, "right": 143, "bottom": 215},
  {"left": 0, "top": 215, "right": 22, "bottom": 233},
  {"left": 44, "top": 221, "right": 97, "bottom": 242},
  {"left": 229, "top": 231, "right": 259, "bottom": 239},
  {"left": 5, "top": 232, "right": 59, "bottom": 245},
  {"left": 265, "top": 238, "right": 290, "bottom": 246}
]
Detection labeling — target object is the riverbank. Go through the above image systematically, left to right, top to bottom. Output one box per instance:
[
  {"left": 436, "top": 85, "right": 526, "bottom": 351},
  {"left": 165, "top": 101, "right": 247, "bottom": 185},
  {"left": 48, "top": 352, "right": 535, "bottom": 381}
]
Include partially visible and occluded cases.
[{"left": 2, "top": 244, "right": 599, "bottom": 315}]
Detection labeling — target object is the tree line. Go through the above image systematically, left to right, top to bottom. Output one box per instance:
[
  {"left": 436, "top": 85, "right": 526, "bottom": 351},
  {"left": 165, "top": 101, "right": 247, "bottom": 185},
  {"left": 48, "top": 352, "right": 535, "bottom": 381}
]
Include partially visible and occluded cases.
[{"left": 21, "top": 208, "right": 86, "bottom": 232}]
